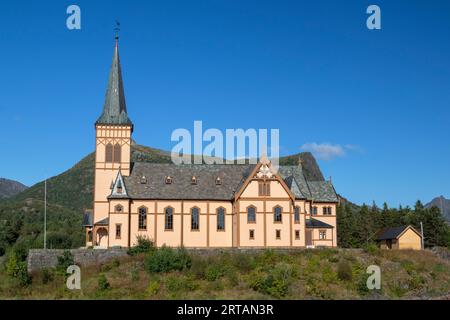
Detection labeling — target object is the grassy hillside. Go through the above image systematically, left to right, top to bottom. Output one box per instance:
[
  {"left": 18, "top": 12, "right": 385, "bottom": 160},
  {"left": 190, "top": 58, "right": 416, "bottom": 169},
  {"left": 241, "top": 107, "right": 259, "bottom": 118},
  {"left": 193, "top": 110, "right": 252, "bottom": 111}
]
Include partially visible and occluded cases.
[{"left": 1, "top": 247, "right": 449, "bottom": 300}]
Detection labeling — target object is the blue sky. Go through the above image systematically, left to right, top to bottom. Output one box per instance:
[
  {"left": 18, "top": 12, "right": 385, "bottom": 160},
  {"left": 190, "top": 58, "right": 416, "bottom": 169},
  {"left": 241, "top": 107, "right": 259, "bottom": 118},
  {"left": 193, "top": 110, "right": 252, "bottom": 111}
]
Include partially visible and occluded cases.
[{"left": 0, "top": 0, "right": 449, "bottom": 207}]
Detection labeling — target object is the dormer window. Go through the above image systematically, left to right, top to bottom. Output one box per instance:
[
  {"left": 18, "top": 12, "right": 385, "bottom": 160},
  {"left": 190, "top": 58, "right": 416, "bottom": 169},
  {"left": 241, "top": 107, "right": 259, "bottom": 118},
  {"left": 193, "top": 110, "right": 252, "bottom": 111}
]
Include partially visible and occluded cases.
[
  {"left": 140, "top": 175, "right": 147, "bottom": 184},
  {"left": 165, "top": 176, "right": 173, "bottom": 184},
  {"left": 191, "top": 176, "right": 198, "bottom": 185},
  {"left": 215, "top": 177, "right": 222, "bottom": 185},
  {"left": 116, "top": 180, "right": 123, "bottom": 194}
]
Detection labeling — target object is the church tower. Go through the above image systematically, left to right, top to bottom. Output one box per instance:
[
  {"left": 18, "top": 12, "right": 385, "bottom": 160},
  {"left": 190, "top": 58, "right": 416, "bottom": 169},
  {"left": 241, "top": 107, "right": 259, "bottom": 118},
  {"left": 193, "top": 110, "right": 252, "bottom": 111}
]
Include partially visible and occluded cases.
[{"left": 93, "top": 35, "right": 133, "bottom": 235}]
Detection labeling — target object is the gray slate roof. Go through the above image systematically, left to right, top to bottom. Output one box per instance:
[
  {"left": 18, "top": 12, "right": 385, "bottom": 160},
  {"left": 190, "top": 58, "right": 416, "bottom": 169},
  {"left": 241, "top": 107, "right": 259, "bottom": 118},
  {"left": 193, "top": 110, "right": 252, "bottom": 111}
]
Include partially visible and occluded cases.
[
  {"left": 96, "top": 41, "right": 132, "bottom": 126},
  {"left": 110, "top": 162, "right": 338, "bottom": 202},
  {"left": 120, "top": 162, "right": 255, "bottom": 200},
  {"left": 305, "top": 218, "right": 334, "bottom": 229},
  {"left": 376, "top": 225, "right": 421, "bottom": 240}
]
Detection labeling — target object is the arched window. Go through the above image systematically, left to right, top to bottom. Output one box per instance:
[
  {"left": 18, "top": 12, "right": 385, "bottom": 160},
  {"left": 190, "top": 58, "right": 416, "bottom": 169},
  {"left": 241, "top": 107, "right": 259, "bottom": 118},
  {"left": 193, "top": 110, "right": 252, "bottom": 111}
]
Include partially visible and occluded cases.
[
  {"left": 105, "top": 143, "right": 113, "bottom": 163},
  {"left": 114, "top": 143, "right": 121, "bottom": 163},
  {"left": 114, "top": 204, "right": 123, "bottom": 213},
  {"left": 138, "top": 206, "right": 147, "bottom": 230},
  {"left": 247, "top": 206, "right": 256, "bottom": 223},
  {"left": 274, "top": 206, "right": 282, "bottom": 222},
  {"left": 294, "top": 206, "right": 300, "bottom": 223},
  {"left": 165, "top": 207, "right": 173, "bottom": 230},
  {"left": 191, "top": 207, "right": 199, "bottom": 230},
  {"left": 217, "top": 207, "right": 225, "bottom": 231},
  {"left": 88, "top": 230, "right": 93, "bottom": 242}
]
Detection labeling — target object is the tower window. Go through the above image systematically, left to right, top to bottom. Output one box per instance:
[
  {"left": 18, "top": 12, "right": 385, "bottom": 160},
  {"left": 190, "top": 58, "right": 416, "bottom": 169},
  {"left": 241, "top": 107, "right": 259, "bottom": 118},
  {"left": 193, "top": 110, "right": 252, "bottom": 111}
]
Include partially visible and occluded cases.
[
  {"left": 105, "top": 143, "right": 113, "bottom": 163},
  {"left": 114, "top": 143, "right": 121, "bottom": 163},
  {"left": 138, "top": 207, "right": 147, "bottom": 230},
  {"left": 249, "top": 230, "right": 255, "bottom": 240},
  {"left": 276, "top": 230, "right": 281, "bottom": 240},
  {"left": 295, "top": 230, "right": 300, "bottom": 240}
]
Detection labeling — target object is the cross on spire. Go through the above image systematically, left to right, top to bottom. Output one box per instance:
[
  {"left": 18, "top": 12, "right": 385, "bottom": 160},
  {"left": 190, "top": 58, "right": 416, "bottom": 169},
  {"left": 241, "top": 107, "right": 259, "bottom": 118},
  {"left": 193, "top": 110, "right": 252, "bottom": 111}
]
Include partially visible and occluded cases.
[{"left": 114, "top": 20, "right": 121, "bottom": 41}]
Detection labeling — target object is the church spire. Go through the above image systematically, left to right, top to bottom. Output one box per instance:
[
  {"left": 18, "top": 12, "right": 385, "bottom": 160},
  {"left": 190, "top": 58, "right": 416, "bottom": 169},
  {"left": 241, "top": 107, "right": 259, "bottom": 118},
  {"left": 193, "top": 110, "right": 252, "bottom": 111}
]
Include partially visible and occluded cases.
[{"left": 96, "top": 29, "right": 132, "bottom": 126}]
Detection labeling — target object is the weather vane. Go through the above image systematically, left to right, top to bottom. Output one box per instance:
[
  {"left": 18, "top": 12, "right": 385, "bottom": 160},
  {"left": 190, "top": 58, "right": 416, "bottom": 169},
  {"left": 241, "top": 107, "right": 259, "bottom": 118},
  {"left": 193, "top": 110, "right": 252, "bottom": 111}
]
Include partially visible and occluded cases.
[{"left": 114, "top": 20, "right": 121, "bottom": 40}]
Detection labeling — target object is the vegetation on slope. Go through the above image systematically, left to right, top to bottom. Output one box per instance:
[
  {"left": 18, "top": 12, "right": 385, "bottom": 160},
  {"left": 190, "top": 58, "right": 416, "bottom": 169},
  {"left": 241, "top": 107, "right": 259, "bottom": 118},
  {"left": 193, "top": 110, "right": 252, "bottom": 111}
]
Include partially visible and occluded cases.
[{"left": 1, "top": 245, "right": 450, "bottom": 300}]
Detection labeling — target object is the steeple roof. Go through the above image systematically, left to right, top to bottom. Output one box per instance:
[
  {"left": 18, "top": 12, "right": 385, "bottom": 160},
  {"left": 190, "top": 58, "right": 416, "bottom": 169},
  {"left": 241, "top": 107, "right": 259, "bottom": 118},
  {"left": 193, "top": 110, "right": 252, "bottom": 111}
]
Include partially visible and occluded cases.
[{"left": 96, "top": 38, "right": 132, "bottom": 126}]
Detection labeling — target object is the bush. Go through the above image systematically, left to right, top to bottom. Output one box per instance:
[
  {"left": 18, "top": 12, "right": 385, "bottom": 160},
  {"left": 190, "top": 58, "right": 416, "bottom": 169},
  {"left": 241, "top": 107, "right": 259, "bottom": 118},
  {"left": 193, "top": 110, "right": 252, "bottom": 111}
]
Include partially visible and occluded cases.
[
  {"left": 128, "top": 236, "right": 155, "bottom": 256},
  {"left": 363, "top": 243, "right": 379, "bottom": 255},
  {"left": 144, "top": 246, "right": 191, "bottom": 273},
  {"left": 56, "top": 250, "right": 74, "bottom": 274},
  {"left": 6, "top": 254, "right": 31, "bottom": 287},
  {"left": 337, "top": 260, "right": 353, "bottom": 282},
  {"left": 245, "top": 263, "right": 293, "bottom": 298},
  {"left": 205, "top": 264, "right": 226, "bottom": 281},
  {"left": 41, "top": 268, "right": 55, "bottom": 284},
  {"left": 98, "top": 274, "right": 110, "bottom": 291},
  {"left": 165, "top": 275, "right": 198, "bottom": 293},
  {"left": 146, "top": 280, "right": 160, "bottom": 296}
]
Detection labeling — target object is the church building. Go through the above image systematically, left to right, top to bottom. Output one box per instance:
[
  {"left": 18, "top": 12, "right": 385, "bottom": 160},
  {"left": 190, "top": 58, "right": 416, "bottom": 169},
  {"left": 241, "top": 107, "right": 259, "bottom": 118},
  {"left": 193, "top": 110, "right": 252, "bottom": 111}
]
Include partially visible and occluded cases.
[{"left": 82, "top": 37, "right": 339, "bottom": 249}]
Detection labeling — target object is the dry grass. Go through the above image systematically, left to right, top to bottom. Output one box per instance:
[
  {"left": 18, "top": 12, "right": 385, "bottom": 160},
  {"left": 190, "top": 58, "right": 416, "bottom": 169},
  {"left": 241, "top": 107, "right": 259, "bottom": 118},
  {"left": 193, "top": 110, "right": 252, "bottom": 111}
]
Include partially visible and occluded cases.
[{"left": 0, "top": 248, "right": 449, "bottom": 300}]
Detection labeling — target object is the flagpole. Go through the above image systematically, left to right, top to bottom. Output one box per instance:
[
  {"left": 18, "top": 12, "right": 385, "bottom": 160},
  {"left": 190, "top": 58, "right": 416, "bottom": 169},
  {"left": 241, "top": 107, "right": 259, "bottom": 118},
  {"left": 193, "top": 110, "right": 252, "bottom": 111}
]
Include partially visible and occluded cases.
[{"left": 44, "top": 179, "right": 47, "bottom": 249}]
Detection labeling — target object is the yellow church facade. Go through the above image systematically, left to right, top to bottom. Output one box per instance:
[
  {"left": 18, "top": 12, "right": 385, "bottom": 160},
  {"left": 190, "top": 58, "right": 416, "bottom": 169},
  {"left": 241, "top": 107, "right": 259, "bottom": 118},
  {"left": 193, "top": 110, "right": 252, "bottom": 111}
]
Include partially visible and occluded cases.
[{"left": 83, "top": 38, "right": 339, "bottom": 249}]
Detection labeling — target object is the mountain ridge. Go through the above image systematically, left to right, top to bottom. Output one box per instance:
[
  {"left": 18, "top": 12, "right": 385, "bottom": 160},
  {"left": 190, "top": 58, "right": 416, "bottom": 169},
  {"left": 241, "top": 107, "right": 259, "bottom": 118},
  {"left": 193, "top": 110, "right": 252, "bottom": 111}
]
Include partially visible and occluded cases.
[
  {"left": 0, "top": 178, "right": 28, "bottom": 199},
  {"left": 426, "top": 196, "right": 450, "bottom": 223}
]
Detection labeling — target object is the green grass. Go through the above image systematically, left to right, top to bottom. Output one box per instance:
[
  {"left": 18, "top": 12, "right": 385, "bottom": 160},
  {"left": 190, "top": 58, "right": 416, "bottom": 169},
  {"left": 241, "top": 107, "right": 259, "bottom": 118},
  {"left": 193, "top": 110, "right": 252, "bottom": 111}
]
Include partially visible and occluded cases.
[{"left": 1, "top": 248, "right": 449, "bottom": 300}]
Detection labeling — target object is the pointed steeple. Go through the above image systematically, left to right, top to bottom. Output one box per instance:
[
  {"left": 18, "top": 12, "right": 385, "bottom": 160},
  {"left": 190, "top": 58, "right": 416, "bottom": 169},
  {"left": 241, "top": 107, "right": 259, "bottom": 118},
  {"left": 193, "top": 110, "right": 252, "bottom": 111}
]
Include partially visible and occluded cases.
[{"left": 96, "top": 35, "right": 132, "bottom": 126}]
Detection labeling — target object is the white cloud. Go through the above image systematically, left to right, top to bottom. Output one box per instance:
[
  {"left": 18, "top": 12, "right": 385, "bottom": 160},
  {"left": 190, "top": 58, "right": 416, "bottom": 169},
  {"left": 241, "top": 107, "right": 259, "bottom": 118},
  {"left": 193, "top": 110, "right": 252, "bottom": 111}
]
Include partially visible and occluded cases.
[{"left": 300, "top": 143, "right": 361, "bottom": 160}]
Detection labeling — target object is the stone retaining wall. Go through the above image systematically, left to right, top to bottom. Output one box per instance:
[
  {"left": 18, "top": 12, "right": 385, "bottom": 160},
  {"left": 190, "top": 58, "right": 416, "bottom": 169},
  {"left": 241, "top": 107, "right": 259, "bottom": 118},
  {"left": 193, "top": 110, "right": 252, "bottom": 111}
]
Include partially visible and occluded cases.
[{"left": 27, "top": 249, "right": 128, "bottom": 273}]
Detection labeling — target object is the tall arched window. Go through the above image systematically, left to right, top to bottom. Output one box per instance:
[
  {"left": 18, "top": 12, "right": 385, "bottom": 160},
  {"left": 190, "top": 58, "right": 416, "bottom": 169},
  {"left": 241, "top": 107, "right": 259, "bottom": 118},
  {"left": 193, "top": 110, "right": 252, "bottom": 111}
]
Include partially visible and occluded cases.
[
  {"left": 105, "top": 143, "right": 113, "bottom": 163},
  {"left": 114, "top": 143, "right": 121, "bottom": 163},
  {"left": 138, "top": 206, "right": 147, "bottom": 230},
  {"left": 247, "top": 206, "right": 256, "bottom": 223},
  {"left": 274, "top": 206, "right": 282, "bottom": 222},
  {"left": 294, "top": 206, "right": 300, "bottom": 223},
  {"left": 165, "top": 207, "right": 173, "bottom": 230},
  {"left": 191, "top": 207, "right": 199, "bottom": 230},
  {"left": 217, "top": 207, "right": 225, "bottom": 231}
]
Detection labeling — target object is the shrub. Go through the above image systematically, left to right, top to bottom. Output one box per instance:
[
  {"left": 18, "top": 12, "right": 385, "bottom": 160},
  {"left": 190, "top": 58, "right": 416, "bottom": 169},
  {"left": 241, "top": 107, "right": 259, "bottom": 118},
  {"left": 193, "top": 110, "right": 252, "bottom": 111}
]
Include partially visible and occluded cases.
[
  {"left": 128, "top": 236, "right": 155, "bottom": 256},
  {"left": 363, "top": 243, "right": 380, "bottom": 255},
  {"left": 144, "top": 246, "right": 191, "bottom": 273},
  {"left": 56, "top": 250, "right": 74, "bottom": 274},
  {"left": 6, "top": 254, "right": 31, "bottom": 287},
  {"left": 337, "top": 260, "right": 352, "bottom": 282},
  {"left": 245, "top": 263, "right": 293, "bottom": 298},
  {"left": 205, "top": 264, "right": 226, "bottom": 281},
  {"left": 41, "top": 268, "right": 55, "bottom": 284},
  {"left": 98, "top": 274, "right": 110, "bottom": 291},
  {"left": 165, "top": 274, "right": 198, "bottom": 292},
  {"left": 146, "top": 280, "right": 160, "bottom": 296}
]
